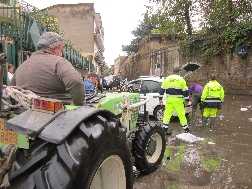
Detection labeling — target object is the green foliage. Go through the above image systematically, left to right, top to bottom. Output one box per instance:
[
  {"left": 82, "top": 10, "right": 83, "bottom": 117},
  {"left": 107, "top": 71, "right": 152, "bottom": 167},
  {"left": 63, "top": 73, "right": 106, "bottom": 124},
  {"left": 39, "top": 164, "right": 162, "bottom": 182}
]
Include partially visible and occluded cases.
[
  {"left": 125, "top": 0, "right": 252, "bottom": 60},
  {"left": 186, "top": 0, "right": 252, "bottom": 59},
  {"left": 147, "top": 8, "right": 185, "bottom": 37},
  {"left": 30, "top": 9, "right": 60, "bottom": 33},
  {"left": 122, "top": 14, "right": 154, "bottom": 54},
  {"left": 223, "top": 22, "right": 252, "bottom": 49},
  {"left": 122, "top": 38, "right": 140, "bottom": 55},
  {"left": 101, "top": 64, "right": 113, "bottom": 76},
  {"left": 166, "top": 144, "right": 185, "bottom": 172},
  {"left": 164, "top": 146, "right": 173, "bottom": 158},
  {"left": 202, "top": 157, "right": 221, "bottom": 172},
  {"left": 167, "top": 183, "right": 179, "bottom": 189}
]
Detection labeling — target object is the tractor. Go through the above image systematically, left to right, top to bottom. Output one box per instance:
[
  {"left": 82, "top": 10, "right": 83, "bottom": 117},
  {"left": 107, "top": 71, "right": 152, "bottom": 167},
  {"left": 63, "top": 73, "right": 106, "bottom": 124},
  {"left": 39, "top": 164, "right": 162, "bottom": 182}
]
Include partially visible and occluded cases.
[
  {"left": 0, "top": 2, "right": 167, "bottom": 188},
  {"left": 0, "top": 52, "right": 166, "bottom": 189},
  {"left": 96, "top": 92, "right": 166, "bottom": 175}
]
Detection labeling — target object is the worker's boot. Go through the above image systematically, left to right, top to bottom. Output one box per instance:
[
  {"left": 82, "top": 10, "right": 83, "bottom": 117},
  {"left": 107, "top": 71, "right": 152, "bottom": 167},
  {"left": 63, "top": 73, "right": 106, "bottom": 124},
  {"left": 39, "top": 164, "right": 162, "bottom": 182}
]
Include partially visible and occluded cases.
[
  {"left": 202, "top": 117, "right": 209, "bottom": 127},
  {"left": 162, "top": 124, "right": 172, "bottom": 135},
  {"left": 183, "top": 125, "right": 190, "bottom": 133}
]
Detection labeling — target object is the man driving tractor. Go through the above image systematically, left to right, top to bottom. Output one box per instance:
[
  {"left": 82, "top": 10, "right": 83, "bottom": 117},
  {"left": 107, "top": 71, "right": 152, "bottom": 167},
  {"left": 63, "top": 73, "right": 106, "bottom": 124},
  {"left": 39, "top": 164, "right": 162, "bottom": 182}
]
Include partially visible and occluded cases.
[{"left": 10, "top": 32, "right": 84, "bottom": 105}]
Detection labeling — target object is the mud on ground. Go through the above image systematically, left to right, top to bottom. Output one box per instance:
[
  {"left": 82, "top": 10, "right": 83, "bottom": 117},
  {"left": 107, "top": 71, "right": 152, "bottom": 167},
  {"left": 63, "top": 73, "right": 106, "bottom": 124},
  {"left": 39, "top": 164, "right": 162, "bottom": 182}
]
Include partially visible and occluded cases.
[{"left": 134, "top": 95, "right": 252, "bottom": 189}]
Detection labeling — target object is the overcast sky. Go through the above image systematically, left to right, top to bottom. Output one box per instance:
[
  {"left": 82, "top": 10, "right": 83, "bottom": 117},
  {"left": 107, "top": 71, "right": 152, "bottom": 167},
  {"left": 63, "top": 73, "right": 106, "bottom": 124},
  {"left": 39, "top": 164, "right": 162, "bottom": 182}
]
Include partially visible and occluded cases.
[{"left": 25, "top": 0, "right": 147, "bottom": 65}]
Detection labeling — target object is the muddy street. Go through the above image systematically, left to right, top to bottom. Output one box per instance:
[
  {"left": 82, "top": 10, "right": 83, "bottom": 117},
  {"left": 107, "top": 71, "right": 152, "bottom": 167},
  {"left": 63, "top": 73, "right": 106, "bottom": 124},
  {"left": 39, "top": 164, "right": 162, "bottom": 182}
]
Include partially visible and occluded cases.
[{"left": 134, "top": 95, "right": 252, "bottom": 189}]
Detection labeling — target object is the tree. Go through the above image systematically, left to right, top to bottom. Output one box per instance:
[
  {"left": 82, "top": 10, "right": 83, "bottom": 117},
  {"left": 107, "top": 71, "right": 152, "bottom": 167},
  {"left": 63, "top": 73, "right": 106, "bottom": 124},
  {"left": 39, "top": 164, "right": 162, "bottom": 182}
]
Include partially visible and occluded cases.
[
  {"left": 124, "top": 0, "right": 252, "bottom": 59},
  {"left": 149, "top": 0, "right": 195, "bottom": 36},
  {"left": 197, "top": 0, "right": 252, "bottom": 52},
  {"left": 122, "top": 13, "right": 154, "bottom": 54},
  {"left": 101, "top": 64, "right": 113, "bottom": 76}
]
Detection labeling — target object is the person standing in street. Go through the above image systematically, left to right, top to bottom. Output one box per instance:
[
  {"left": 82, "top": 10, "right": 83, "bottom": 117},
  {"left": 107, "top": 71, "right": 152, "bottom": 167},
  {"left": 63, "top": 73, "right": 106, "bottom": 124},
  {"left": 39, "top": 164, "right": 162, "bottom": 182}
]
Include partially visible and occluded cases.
[
  {"left": 159, "top": 68, "right": 190, "bottom": 134},
  {"left": 201, "top": 74, "right": 224, "bottom": 127},
  {"left": 189, "top": 82, "right": 203, "bottom": 126}
]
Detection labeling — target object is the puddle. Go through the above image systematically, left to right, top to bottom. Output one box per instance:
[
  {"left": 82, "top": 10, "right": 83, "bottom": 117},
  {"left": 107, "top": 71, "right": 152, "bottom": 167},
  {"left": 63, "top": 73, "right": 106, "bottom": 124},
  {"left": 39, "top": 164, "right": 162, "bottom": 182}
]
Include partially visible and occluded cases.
[{"left": 134, "top": 95, "right": 252, "bottom": 189}]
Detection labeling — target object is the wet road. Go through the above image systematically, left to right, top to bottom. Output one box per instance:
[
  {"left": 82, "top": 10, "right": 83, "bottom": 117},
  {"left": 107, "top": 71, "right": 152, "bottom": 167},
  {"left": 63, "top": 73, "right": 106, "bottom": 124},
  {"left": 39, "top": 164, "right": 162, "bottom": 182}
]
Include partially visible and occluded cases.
[{"left": 134, "top": 95, "right": 252, "bottom": 189}]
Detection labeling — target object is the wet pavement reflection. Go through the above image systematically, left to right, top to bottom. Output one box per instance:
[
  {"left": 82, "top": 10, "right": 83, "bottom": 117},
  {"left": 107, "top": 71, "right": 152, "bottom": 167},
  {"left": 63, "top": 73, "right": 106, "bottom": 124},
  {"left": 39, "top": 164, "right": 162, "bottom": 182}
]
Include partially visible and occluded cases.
[{"left": 134, "top": 95, "right": 252, "bottom": 189}]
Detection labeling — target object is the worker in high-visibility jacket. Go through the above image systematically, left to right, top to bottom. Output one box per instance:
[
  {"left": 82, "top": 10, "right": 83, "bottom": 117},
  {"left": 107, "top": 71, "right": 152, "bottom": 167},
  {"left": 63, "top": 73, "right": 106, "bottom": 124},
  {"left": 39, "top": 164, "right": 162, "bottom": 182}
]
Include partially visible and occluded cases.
[
  {"left": 159, "top": 68, "right": 190, "bottom": 133},
  {"left": 201, "top": 74, "right": 224, "bottom": 127}
]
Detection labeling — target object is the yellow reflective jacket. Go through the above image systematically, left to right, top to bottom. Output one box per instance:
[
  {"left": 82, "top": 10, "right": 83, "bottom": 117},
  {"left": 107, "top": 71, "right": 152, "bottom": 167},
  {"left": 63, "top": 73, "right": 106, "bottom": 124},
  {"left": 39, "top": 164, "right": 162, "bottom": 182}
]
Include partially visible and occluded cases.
[
  {"left": 160, "top": 74, "right": 188, "bottom": 97},
  {"left": 201, "top": 80, "right": 224, "bottom": 102}
]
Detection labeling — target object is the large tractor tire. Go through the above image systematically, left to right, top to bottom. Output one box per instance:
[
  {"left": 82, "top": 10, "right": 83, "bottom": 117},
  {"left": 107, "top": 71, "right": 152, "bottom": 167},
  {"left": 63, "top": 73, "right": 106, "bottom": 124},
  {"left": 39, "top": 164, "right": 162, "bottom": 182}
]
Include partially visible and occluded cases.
[
  {"left": 9, "top": 113, "right": 133, "bottom": 189},
  {"left": 132, "top": 123, "right": 166, "bottom": 175}
]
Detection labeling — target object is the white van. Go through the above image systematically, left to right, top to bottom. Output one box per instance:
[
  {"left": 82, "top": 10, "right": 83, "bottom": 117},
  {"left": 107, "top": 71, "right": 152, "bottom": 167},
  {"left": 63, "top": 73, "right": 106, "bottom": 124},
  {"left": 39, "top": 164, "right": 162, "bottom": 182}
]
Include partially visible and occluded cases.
[{"left": 127, "top": 76, "right": 192, "bottom": 121}]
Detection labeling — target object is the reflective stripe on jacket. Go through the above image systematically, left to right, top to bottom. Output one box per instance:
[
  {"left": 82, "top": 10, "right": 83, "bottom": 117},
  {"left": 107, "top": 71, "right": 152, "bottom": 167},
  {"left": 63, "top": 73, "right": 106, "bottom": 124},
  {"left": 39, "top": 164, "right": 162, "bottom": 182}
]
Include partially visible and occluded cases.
[
  {"left": 160, "top": 74, "right": 188, "bottom": 98},
  {"left": 201, "top": 80, "right": 224, "bottom": 102}
]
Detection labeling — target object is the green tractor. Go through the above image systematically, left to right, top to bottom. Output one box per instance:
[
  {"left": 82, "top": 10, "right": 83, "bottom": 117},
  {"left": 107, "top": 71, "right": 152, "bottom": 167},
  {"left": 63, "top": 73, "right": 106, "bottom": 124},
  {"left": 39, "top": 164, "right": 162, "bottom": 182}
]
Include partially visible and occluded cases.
[
  {"left": 0, "top": 2, "right": 166, "bottom": 188},
  {"left": 0, "top": 53, "right": 132, "bottom": 189},
  {"left": 0, "top": 55, "right": 166, "bottom": 189},
  {"left": 96, "top": 92, "right": 166, "bottom": 175}
]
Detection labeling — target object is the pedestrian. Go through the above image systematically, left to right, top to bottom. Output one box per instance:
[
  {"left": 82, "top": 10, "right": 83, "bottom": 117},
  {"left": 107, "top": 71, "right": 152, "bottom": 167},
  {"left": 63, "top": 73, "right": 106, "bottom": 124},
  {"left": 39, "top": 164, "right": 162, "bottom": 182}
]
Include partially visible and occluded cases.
[
  {"left": 159, "top": 67, "right": 190, "bottom": 134},
  {"left": 201, "top": 73, "right": 224, "bottom": 128},
  {"left": 102, "top": 77, "right": 108, "bottom": 90},
  {"left": 189, "top": 81, "right": 203, "bottom": 126}
]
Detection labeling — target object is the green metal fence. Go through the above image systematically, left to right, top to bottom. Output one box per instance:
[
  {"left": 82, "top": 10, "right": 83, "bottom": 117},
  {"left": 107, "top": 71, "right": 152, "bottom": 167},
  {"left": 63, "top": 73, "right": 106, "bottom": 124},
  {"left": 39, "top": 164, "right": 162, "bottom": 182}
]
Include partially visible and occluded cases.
[{"left": 0, "top": 0, "right": 92, "bottom": 71}]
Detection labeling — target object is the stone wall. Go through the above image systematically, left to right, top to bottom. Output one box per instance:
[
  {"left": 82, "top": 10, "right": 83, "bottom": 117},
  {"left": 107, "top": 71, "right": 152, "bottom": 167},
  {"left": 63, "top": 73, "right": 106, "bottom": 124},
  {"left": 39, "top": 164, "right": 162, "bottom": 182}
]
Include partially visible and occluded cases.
[
  {"left": 119, "top": 34, "right": 252, "bottom": 94},
  {"left": 120, "top": 35, "right": 180, "bottom": 80},
  {"left": 187, "top": 50, "right": 252, "bottom": 95}
]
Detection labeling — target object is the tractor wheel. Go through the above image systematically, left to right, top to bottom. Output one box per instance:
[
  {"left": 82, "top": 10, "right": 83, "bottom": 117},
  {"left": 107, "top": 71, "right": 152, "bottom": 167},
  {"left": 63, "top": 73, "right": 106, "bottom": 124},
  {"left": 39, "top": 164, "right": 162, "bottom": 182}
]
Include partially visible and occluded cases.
[
  {"left": 153, "top": 105, "right": 165, "bottom": 121},
  {"left": 9, "top": 113, "right": 133, "bottom": 189},
  {"left": 132, "top": 123, "right": 166, "bottom": 175}
]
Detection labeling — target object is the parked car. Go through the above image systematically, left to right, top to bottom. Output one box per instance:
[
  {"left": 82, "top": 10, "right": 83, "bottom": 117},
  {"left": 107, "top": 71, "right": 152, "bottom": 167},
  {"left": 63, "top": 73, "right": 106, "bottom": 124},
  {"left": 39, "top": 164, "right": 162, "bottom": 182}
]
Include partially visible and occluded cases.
[
  {"left": 104, "top": 75, "right": 127, "bottom": 91},
  {"left": 127, "top": 76, "right": 192, "bottom": 121}
]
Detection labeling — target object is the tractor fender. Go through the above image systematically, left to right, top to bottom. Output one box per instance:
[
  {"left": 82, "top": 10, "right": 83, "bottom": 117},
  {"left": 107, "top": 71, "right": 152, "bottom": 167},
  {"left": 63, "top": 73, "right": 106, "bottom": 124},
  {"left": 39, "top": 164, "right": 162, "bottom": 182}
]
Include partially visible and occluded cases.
[
  {"left": 7, "top": 106, "right": 119, "bottom": 144},
  {"left": 39, "top": 106, "right": 118, "bottom": 144}
]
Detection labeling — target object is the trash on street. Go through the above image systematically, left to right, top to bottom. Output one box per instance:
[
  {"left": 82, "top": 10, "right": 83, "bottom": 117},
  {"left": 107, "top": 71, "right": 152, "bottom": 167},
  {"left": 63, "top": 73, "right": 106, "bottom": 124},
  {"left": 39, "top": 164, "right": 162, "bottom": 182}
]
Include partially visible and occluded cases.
[{"left": 176, "top": 133, "right": 204, "bottom": 143}]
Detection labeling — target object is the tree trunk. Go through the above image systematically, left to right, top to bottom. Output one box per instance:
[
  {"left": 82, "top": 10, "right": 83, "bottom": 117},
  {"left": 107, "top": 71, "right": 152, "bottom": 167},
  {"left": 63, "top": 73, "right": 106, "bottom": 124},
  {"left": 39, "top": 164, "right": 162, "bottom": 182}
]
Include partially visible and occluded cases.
[{"left": 184, "top": 0, "right": 192, "bottom": 36}]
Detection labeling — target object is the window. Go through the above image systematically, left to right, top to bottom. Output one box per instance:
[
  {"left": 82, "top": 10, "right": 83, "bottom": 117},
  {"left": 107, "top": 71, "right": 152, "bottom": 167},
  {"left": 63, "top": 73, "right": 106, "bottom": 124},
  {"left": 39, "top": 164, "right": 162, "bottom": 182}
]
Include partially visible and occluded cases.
[
  {"left": 128, "top": 80, "right": 141, "bottom": 92},
  {"left": 141, "top": 80, "right": 161, "bottom": 93}
]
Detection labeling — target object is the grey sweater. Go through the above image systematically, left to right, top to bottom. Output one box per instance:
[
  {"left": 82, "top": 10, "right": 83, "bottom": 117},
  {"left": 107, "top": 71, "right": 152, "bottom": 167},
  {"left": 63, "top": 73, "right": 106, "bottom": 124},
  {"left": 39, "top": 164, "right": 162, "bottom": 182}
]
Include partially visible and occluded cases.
[{"left": 11, "top": 50, "right": 84, "bottom": 105}]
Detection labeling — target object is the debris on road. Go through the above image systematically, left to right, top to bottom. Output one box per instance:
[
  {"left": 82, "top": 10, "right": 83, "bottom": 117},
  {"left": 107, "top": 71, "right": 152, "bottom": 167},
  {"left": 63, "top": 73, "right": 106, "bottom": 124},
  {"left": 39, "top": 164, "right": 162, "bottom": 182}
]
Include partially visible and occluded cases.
[
  {"left": 240, "top": 107, "right": 248, "bottom": 111},
  {"left": 219, "top": 114, "right": 224, "bottom": 120},
  {"left": 176, "top": 133, "right": 204, "bottom": 143},
  {"left": 208, "top": 141, "right": 216, "bottom": 145}
]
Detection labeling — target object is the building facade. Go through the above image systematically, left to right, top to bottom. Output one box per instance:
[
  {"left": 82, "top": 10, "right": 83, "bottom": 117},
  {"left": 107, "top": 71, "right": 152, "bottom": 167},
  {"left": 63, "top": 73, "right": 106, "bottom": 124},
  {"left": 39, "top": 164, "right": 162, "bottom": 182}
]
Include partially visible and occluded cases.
[
  {"left": 47, "top": 3, "right": 105, "bottom": 74},
  {"left": 118, "top": 34, "right": 181, "bottom": 80},
  {"left": 114, "top": 56, "right": 127, "bottom": 75}
]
